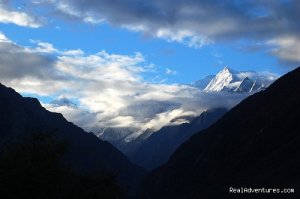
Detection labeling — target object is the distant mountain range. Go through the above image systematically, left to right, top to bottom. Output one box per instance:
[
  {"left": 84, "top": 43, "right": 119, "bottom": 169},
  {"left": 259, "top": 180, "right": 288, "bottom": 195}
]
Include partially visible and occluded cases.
[
  {"left": 139, "top": 66, "right": 300, "bottom": 199},
  {"left": 95, "top": 67, "right": 277, "bottom": 170},
  {"left": 98, "top": 67, "right": 277, "bottom": 144},
  {"left": 0, "top": 83, "right": 146, "bottom": 197}
]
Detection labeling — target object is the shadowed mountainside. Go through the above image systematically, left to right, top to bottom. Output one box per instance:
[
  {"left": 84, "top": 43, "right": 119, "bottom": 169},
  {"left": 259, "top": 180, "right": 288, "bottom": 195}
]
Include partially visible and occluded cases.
[
  {"left": 139, "top": 66, "right": 300, "bottom": 199},
  {"left": 0, "top": 83, "right": 146, "bottom": 197},
  {"left": 129, "top": 108, "right": 227, "bottom": 170}
]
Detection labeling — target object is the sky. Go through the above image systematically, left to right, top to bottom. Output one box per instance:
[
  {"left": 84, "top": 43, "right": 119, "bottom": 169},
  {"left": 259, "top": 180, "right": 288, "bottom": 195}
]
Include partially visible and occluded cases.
[{"left": 0, "top": 0, "right": 299, "bottom": 134}]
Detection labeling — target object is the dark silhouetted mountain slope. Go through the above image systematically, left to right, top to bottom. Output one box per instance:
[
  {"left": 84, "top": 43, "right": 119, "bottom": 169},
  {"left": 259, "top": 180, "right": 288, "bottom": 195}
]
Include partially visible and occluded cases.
[
  {"left": 139, "top": 66, "right": 300, "bottom": 199},
  {"left": 0, "top": 83, "right": 146, "bottom": 197},
  {"left": 129, "top": 108, "right": 227, "bottom": 170}
]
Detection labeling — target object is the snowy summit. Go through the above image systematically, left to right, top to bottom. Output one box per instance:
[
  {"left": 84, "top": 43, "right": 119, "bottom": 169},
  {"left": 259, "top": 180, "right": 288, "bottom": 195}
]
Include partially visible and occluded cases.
[{"left": 201, "top": 67, "right": 277, "bottom": 93}]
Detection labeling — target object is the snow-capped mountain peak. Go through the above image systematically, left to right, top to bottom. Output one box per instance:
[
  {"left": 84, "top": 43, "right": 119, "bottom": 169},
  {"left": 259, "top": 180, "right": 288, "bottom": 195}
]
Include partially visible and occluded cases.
[
  {"left": 195, "top": 66, "right": 277, "bottom": 93},
  {"left": 204, "top": 66, "right": 236, "bottom": 92},
  {"left": 192, "top": 75, "right": 214, "bottom": 90},
  {"left": 234, "top": 77, "right": 254, "bottom": 93}
]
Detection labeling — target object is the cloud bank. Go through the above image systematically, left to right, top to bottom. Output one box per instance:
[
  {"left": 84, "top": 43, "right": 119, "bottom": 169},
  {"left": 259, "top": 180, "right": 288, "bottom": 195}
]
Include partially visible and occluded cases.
[{"left": 0, "top": 32, "right": 250, "bottom": 134}]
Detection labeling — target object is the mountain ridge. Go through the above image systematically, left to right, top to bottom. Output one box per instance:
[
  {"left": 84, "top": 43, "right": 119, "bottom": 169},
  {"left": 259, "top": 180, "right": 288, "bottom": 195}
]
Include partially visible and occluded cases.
[
  {"left": 139, "top": 66, "right": 300, "bottom": 199},
  {"left": 193, "top": 66, "right": 278, "bottom": 93},
  {"left": 0, "top": 83, "right": 146, "bottom": 196},
  {"left": 128, "top": 108, "right": 227, "bottom": 171}
]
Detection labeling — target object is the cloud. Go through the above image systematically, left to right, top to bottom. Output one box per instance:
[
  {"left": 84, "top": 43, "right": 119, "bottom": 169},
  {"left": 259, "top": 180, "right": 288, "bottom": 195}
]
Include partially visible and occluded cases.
[
  {"left": 0, "top": 0, "right": 42, "bottom": 28},
  {"left": 28, "top": 0, "right": 300, "bottom": 64},
  {"left": 0, "top": 32, "right": 11, "bottom": 42},
  {"left": 0, "top": 33, "right": 257, "bottom": 138},
  {"left": 267, "top": 36, "right": 300, "bottom": 65},
  {"left": 0, "top": 37, "right": 55, "bottom": 82},
  {"left": 28, "top": 40, "right": 59, "bottom": 54},
  {"left": 62, "top": 49, "right": 84, "bottom": 56},
  {"left": 165, "top": 68, "right": 177, "bottom": 75}
]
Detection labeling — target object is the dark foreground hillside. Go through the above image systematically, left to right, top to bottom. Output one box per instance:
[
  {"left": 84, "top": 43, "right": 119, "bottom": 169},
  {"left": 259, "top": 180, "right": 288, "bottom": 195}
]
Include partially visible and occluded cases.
[
  {"left": 139, "top": 66, "right": 300, "bottom": 199},
  {"left": 0, "top": 83, "right": 146, "bottom": 198},
  {"left": 0, "top": 132, "right": 121, "bottom": 199}
]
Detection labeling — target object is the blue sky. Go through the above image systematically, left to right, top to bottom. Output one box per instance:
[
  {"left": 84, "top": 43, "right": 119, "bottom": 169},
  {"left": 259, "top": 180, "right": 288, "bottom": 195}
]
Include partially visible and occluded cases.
[
  {"left": 0, "top": 0, "right": 299, "bottom": 132},
  {"left": 0, "top": 21, "right": 283, "bottom": 84}
]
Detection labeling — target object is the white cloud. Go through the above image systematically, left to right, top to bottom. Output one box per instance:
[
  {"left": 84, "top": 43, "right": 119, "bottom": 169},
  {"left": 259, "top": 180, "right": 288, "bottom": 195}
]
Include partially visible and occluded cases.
[
  {"left": 54, "top": 1, "right": 104, "bottom": 24},
  {"left": 0, "top": 2, "right": 42, "bottom": 28},
  {"left": 124, "top": 25, "right": 212, "bottom": 48},
  {"left": 152, "top": 28, "right": 212, "bottom": 48},
  {"left": 0, "top": 32, "right": 12, "bottom": 43},
  {"left": 0, "top": 33, "right": 250, "bottom": 139},
  {"left": 267, "top": 36, "right": 300, "bottom": 64},
  {"left": 28, "top": 40, "right": 59, "bottom": 53},
  {"left": 63, "top": 49, "right": 84, "bottom": 56},
  {"left": 165, "top": 68, "right": 177, "bottom": 75},
  {"left": 124, "top": 108, "right": 194, "bottom": 141}
]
